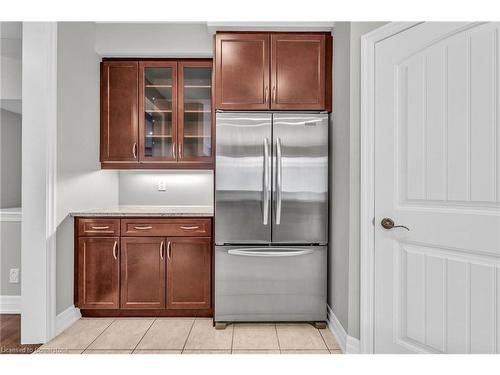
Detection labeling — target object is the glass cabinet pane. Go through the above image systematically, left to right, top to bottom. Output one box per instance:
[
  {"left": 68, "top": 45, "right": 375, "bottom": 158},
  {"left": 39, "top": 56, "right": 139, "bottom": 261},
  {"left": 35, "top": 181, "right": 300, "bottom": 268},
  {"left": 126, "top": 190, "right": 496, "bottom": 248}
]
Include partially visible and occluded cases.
[
  {"left": 143, "top": 67, "right": 174, "bottom": 158},
  {"left": 182, "top": 67, "right": 212, "bottom": 158}
]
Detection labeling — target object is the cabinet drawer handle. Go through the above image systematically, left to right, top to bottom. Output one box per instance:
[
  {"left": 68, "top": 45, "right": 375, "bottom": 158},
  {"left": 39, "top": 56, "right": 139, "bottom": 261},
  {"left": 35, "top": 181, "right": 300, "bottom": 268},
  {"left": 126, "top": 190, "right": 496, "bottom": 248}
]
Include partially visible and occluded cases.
[
  {"left": 264, "top": 85, "right": 269, "bottom": 103},
  {"left": 272, "top": 86, "right": 276, "bottom": 103},
  {"left": 133, "top": 143, "right": 137, "bottom": 158},
  {"left": 91, "top": 226, "right": 110, "bottom": 230},
  {"left": 133, "top": 226, "right": 153, "bottom": 230},
  {"left": 180, "top": 226, "right": 199, "bottom": 230},
  {"left": 112, "top": 241, "right": 118, "bottom": 260},
  {"left": 160, "top": 241, "right": 164, "bottom": 260},
  {"left": 167, "top": 241, "right": 171, "bottom": 259}
]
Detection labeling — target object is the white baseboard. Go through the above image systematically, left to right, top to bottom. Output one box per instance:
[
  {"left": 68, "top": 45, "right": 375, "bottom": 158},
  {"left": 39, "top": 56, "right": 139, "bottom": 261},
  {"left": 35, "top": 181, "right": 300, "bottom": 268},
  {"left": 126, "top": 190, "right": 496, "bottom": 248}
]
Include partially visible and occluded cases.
[
  {"left": 0, "top": 295, "right": 21, "bottom": 313},
  {"left": 327, "top": 304, "right": 361, "bottom": 354},
  {"left": 54, "top": 305, "right": 81, "bottom": 337}
]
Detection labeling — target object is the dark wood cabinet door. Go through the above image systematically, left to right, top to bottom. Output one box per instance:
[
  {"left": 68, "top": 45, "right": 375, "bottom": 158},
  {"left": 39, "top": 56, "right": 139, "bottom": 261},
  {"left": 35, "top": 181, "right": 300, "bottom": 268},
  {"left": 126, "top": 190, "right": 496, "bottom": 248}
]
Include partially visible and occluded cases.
[
  {"left": 215, "top": 33, "right": 270, "bottom": 110},
  {"left": 271, "top": 34, "right": 327, "bottom": 110},
  {"left": 178, "top": 60, "right": 214, "bottom": 165},
  {"left": 100, "top": 61, "right": 139, "bottom": 162},
  {"left": 138, "top": 61, "right": 178, "bottom": 163},
  {"left": 77, "top": 237, "right": 120, "bottom": 309},
  {"left": 120, "top": 237, "right": 166, "bottom": 309},
  {"left": 166, "top": 237, "right": 211, "bottom": 310}
]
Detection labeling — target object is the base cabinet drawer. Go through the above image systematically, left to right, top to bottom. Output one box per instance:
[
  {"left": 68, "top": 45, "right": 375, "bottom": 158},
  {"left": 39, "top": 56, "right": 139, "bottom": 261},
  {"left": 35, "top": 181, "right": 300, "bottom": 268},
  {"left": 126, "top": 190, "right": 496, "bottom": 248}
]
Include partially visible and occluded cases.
[
  {"left": 121, "top": 218, "right": 211, "bottom": 237},
  {"left": 78, "top": 219, "right": 120, "bottom": 236}
]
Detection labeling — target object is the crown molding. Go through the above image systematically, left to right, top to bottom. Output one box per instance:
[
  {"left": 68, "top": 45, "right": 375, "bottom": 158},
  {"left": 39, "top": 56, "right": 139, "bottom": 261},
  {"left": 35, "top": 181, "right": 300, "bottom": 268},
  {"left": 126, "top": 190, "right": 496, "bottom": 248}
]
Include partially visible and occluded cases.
[{"left": 206, "top": 22, "right": 334, "bottom": 35}]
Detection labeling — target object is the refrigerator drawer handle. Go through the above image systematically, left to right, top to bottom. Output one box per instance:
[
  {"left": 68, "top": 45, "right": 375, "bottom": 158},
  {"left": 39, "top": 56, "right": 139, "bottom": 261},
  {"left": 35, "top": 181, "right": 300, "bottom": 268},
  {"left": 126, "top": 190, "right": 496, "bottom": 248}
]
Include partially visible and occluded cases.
[
  {"left": 262, "top": 138, "right": 271, "bottom": 226},
  {"left": 227, "top": 249, "right": 313, "bottom": 257}
]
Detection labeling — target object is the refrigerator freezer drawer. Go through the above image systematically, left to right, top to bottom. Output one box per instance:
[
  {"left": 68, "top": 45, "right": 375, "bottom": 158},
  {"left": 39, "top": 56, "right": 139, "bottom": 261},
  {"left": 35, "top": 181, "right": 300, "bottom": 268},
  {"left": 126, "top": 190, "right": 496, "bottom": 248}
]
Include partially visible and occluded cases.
[{"left": 215, "top": 246, "right": 327, "bottom": 322}]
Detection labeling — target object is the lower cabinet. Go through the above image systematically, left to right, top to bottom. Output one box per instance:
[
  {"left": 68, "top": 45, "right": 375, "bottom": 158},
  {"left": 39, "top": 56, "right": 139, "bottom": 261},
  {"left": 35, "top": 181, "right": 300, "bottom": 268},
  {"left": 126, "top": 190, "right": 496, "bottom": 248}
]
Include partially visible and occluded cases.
[
  {"left": 75, "top": 217, "right": 212, "bottom": 316},
  {"left": 77, "top": 237, "right": 120, "bottom": 309},
  {"left": 120, "top": 237, "right": 166, "bottom": 309},
  {"left": 167, "top": 237, "right": 211, "bottom": 310}
]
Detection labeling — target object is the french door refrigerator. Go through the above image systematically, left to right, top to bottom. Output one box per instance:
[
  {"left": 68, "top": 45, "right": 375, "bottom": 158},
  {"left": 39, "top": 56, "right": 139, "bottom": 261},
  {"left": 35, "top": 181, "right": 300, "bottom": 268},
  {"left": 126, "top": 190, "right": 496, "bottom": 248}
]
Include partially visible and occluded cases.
[{"left": 215, "top": 112, "right": 328, "bottom": 323}]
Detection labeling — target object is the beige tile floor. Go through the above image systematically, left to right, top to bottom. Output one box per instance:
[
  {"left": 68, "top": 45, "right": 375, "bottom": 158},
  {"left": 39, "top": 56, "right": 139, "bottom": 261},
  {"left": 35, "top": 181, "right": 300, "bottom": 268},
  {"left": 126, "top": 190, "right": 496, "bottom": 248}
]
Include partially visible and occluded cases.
[{"left": 36, "top": 318, "right": 342, "bottom": 354}]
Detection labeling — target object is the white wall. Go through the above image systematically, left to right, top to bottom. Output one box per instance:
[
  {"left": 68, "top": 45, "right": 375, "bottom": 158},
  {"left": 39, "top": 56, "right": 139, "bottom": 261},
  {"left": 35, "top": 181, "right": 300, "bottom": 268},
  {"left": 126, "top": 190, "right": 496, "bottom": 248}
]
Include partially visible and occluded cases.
[
  {"left": 329, "top": 21, "right": 351, "bottom": 332},
  {"left": 0, "top": 22, "right": 22, "bottom": 306},
  {"left": 1, "top": 22, "right": 22, "bottom": 114},
  {"left": 56, "top": 22, "right": 119, "bottom": 314},
  {"left": 329, "top": 22, "right": 387, "bottom": 340},
  {"left": 95, "top": 23, "right": 212, "bottom": 57},
  {"left": 0, "top": 109, "right": 21, "bottom": 208},
  {"left": 0, "top": 109, "right": 22, "bottom": 298},
  {"left": 119, "top": 171, "right": 213, "bottom": 206},
  {"left": 0, "top": 220, "right": 21, "bottom": 296}
]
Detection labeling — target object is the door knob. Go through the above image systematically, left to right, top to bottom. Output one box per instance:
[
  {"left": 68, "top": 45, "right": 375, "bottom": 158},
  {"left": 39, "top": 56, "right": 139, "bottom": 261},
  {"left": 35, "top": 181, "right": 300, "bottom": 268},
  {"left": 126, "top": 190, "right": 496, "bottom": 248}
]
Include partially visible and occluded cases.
[{"left": 380, "top": 217, "right": 410, "bottom": 231}]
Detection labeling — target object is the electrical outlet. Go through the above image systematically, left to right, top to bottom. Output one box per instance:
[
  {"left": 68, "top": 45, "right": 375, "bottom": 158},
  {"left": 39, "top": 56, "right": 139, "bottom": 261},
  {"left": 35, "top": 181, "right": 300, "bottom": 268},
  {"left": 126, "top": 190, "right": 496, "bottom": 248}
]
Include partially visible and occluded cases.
[
  {"left": 157, "top": 179, "right": 167, "bottom": 192},
  {"left": 9, "top": 268, "right": 20, "bottom": 284}
]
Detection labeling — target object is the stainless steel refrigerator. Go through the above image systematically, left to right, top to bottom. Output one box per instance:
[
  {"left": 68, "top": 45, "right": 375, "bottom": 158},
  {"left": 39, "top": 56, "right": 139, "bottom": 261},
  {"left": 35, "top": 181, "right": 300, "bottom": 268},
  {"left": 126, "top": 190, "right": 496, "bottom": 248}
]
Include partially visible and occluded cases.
[{"left": 215, "top": 112, "right": 328, "bottom": 323}]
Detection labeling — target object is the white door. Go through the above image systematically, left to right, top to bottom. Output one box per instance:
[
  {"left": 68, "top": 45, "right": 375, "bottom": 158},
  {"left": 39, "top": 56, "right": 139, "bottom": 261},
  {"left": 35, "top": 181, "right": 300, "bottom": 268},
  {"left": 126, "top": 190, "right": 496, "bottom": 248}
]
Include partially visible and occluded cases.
[{"left": 374, "top": 22, "right": 500, "bottom": 353}]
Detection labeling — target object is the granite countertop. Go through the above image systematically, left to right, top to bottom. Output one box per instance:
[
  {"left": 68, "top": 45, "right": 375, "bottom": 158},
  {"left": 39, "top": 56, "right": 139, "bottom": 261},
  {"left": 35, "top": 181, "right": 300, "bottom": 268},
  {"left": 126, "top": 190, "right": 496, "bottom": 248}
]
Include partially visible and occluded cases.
[{"left": 70, "top": 205, "right": 213, "bottom": 217}]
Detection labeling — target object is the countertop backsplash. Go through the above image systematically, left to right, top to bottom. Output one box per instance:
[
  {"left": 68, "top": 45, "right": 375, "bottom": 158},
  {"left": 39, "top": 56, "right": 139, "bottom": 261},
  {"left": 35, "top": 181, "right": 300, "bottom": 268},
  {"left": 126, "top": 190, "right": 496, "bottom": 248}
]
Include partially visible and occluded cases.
[{"left": 118, "top": 170, "right": 213, "bottom": 207}]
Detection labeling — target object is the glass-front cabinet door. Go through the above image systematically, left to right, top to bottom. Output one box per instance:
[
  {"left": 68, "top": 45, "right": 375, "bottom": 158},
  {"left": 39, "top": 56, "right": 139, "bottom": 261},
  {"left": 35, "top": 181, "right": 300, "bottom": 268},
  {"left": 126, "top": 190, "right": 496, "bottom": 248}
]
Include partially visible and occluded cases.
[
  {"left": 178, "top": 61, "right": 213, "bottom": 163},
  {"left": 139, "top": 62, "right": 177, "bottom": 162}
]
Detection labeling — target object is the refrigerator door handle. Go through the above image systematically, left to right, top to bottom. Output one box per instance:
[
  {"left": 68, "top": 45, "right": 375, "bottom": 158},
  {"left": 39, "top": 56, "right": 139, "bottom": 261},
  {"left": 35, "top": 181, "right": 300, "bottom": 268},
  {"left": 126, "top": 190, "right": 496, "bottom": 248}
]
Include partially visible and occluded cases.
[
  {"left": 276, "top": 137, "right": 283, "bottom": 225},
  {"left": 263, "top": 138, "right": 271, "bottom": 225},
  {"left": 227, "top": 248, "right": 313, "bottom": 257}
]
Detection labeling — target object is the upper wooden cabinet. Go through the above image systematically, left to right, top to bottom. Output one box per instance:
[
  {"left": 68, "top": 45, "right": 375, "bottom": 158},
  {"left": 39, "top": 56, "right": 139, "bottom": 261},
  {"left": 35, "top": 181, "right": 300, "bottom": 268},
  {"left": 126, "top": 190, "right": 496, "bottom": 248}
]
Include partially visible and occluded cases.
[
  {"left": 215, "top": 32, "right": 332, "bottom": 111},
  {"left": 215, "top": 33, "right": 270, "bottom": 110},
  {"left": 271, "top": 34, "right": 328, "bottom": 110},
  {"left": 100, "top": 59, "right": 214, "bottom": 169},
  {"left": 100, "top": 61, "right": 139, "bottom": 162},
  {"left": 138, "top": 61, "right": 178, "bottom": 163}
]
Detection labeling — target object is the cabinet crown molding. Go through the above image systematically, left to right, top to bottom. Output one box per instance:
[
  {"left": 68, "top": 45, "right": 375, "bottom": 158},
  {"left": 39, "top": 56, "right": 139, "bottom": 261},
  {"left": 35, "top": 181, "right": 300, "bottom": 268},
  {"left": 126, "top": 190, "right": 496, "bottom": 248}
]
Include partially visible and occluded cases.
[{"left": 207, "top": 22, "right": 334, "bottom": 35}]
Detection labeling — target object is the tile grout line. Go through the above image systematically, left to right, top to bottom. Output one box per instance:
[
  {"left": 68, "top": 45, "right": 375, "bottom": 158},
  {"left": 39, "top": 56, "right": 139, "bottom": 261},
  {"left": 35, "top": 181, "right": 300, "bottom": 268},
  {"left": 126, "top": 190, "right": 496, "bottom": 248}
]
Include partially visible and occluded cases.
[
  {"left": 82, "top": 318, "right": 116, "bottom": 353},
  {"left": 131, "top": 318, "right": 156, "bottom": 354},
  {"left": 181, "top": 318, "right": 196, "bottom": 354},
  {"left": 232, "top": 323, "right": 237, "bottom": 354},
  {"left": 274, "top": 324, "right": 282, "bottom": 354},
  {"left": 317, "top": 327, "right": 332, "bottom": 354}
]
